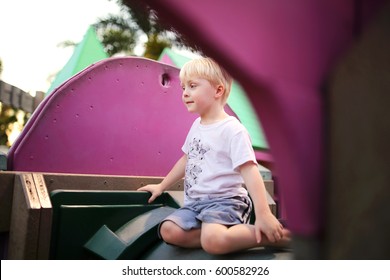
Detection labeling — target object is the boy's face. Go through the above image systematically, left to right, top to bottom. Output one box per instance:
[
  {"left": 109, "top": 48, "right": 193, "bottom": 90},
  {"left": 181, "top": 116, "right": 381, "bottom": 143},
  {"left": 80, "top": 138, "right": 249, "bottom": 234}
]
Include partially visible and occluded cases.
[{"left": 181, "top": 77, "right": 218, "bottom": 115}]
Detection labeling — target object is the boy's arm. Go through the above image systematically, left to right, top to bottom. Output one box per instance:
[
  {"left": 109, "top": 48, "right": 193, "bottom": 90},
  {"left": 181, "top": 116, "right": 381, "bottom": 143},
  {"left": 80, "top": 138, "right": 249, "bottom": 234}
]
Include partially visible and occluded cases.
[
  {"left": 138, "top": 153, "right": 187, "bottom": 203},
  {"left": 159, "top": 153, "right": 187, "bottom": 190},
  {"left": 239, "top": 161, "right": 284, "bottom": 243}
]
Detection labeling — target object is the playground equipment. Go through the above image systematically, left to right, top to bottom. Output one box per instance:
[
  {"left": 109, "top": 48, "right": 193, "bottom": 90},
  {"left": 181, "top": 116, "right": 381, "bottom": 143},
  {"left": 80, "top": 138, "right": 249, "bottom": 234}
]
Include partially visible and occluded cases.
[
  {"left": 1, "top": 0, "right": 389, "bottom": 260},
  {"left": 0, "top": 56, "right": 284, "bottom": 259},
  {"left": 7, "top": 57, "right": 199, "bottom": 176}
]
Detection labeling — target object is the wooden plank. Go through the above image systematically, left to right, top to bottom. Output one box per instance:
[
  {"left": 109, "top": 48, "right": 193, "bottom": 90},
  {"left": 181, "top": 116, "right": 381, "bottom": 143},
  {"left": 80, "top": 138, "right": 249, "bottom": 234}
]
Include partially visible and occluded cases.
[
  {"left": 0, "top": 81, "right": 12, "bottom": 106},
  {"left": 11, "top": 87, "right": 21, "bottom": 109},
  {"left": 33, "top": 91, "right": 45, "bottom": 110},
  {"left": 20, "top": 93, "right": 34, "bottom": 113},
  {"left": 0, "top": 152, "right": 7, "bottom": 171},
  {"left": 0, "top": 172, "right": 15, "bottom": 232},
  {"left": 42, "top": 172, "right": 274, "bottom": 196},
  {"left": 43, "top": 172, "right": 184, "bottom": 192},
  {"left": 32, "top": 173, "right": 52, "bottom": 259},
  {"left": 43, "top": 173, "right": 276, "bottom": 213},
  {"left": 7, "top": 174, "right": 41, "bottom": 259},
  {"left": 264, "top": 180, "right": 274, "bottom": 198},
  {"left": 266, "top": 191, "right": 276, "bottom": 216}
]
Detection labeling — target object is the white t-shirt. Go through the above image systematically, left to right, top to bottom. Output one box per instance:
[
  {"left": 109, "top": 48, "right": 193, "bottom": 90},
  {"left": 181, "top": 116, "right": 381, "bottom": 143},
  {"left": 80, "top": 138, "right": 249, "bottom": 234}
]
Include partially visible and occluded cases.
[{"left": 182, "top": 116, "right": 257, "bottom": 203}]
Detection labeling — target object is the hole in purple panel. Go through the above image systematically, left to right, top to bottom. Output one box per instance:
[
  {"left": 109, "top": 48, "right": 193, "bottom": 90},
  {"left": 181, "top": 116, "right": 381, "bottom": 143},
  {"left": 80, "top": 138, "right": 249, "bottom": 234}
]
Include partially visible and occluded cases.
[{"left": 161, "top": 73, "right": 170, "bottom": 87}]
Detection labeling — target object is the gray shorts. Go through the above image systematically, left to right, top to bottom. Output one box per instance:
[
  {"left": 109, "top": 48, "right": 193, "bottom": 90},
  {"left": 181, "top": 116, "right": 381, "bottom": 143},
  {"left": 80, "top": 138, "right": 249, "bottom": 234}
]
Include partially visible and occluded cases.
[{"left": 159, "top": 196, "right": 252, "bottom": 234}]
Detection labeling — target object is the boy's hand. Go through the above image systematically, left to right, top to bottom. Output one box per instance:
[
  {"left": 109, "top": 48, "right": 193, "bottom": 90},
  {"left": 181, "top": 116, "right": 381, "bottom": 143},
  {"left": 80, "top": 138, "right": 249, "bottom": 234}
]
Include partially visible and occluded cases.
[
  {"left": 137, "top": 184, "right": 163, "bottom": 203},
  {"left": 255, "top": 212, "right": 285, "bottom": 243}
]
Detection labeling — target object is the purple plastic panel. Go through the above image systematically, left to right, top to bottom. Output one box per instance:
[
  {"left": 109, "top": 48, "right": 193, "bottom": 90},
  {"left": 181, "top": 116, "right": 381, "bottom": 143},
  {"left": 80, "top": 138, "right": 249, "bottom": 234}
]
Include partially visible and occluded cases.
[
  {"left": 140, "top": 0, "right": 385, "bottom": 236},
  {"left": 8, "top": 57, "right": 236, "bottom": 176},
  {"left": 7, "top": 63, "right": 97, "bottom": 170}
]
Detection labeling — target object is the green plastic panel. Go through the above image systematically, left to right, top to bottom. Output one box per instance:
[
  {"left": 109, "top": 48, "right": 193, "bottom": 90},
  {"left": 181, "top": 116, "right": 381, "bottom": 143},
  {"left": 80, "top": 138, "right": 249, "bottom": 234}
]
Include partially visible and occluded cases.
[
  {"left": 46, "top": 26, "right": 108, "bottom": 96},
  {"left": 49, "top": 190, "right": 180, "bottom": 259},
  {"left": 85, "top": 206, "right": 176, "bottom": 259}
]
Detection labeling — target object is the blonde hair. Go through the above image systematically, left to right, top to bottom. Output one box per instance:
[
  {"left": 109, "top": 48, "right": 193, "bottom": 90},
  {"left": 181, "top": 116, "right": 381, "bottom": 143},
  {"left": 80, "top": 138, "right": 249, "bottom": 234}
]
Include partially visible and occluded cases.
[{"left": 180, "top": 57, "right": 233, "bottom": 104}]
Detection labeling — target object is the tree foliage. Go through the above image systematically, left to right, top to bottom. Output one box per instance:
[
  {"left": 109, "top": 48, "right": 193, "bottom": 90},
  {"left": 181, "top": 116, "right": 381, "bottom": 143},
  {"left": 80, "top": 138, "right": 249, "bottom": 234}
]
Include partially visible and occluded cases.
[
  {"left": 93, "top": 0, "right": 198, "bottom": 59},
  {"left": 93, "top": 13, "right": 138, "bottom": 56},
  {"left": 0, "top": 104, "right": 22, "bottom": 147}
]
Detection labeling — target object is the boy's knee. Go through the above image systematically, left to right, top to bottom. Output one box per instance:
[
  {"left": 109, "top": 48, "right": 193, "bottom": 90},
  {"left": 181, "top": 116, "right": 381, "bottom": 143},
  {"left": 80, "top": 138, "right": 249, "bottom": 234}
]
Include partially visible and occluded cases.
[
  {"left": 160, "top": 221, "right": 185, "bottom": 245},
  {"left": 201, "top": 232, "right": 230, "bottom": 255}
]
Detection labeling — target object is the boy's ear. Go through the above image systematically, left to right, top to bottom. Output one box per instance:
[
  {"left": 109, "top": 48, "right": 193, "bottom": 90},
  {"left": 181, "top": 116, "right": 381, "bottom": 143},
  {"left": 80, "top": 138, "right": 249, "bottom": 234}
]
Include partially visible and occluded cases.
[{"left": 215, "top": 85, "right": 225, "bottom": 98}]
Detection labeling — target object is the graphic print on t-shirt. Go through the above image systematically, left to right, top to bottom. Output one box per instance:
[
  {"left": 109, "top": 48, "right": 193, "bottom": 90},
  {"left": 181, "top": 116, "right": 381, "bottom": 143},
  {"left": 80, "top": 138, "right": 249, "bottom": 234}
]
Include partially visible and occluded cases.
[{"left": 185, "top": 137, "right": 210, "bottom": 198}]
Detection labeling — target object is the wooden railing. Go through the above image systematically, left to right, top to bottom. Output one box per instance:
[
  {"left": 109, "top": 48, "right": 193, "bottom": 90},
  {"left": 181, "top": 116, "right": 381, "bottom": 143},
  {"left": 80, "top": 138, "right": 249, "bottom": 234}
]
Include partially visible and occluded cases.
[{"left": 0, "top": 80, "right": 44, "bottom": 113}]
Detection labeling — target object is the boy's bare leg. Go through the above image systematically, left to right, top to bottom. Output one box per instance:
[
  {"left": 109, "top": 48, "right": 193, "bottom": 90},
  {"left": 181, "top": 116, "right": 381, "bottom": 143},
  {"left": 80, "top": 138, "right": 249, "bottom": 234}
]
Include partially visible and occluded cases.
[
  {"left": 160, "top": 220, "right": 202, "bottom": 248},
  {"left": 200, "top": 223, "right": 291, "bottom": 255}
]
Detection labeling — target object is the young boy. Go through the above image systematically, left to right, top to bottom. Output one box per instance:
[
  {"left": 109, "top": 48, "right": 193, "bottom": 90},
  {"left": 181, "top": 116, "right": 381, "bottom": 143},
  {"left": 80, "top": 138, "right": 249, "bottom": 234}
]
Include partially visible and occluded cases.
[{"left": 138, "top": 57, "right": 290, "bottom": 254}]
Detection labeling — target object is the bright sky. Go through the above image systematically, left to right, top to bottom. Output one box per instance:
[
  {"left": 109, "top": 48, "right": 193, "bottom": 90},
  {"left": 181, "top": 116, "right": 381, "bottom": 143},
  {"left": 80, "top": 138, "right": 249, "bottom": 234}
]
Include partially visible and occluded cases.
[{"left": 0, "top": 0, "right": 122, "bottom": 94}]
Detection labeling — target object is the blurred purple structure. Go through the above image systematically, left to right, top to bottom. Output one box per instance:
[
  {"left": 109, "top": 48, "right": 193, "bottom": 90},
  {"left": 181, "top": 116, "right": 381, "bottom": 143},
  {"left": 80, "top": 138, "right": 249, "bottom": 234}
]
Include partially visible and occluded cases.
[{"left": 136, "top": 0, "right": 388, "bottom": 257}]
